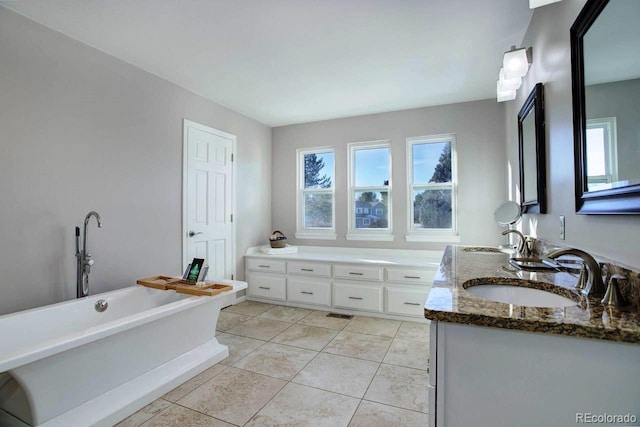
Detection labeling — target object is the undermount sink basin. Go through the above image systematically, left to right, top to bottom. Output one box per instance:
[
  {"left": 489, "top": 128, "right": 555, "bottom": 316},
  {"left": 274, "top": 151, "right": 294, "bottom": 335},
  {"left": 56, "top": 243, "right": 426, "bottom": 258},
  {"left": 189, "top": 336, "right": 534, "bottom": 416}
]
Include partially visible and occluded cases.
[{"left": 463, "top": 278, "right": 578, "bottom": 308}]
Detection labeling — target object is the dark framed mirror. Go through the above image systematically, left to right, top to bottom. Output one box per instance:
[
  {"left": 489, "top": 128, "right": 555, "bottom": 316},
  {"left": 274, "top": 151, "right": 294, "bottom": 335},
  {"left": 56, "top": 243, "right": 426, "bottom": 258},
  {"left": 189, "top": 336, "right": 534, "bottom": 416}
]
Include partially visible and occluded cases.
[
  {"left": 571, "top": 0, "right": 640, "bottom": 214},
  {"left": 518, "top": 82, "right": 546, "bottom": 214}
]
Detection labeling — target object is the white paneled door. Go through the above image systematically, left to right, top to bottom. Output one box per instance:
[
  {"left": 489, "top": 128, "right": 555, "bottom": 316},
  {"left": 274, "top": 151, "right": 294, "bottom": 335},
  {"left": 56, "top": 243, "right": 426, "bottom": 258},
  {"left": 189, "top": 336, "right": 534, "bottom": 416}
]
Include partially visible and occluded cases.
[{"left": 183, "top": 119, "right": 236, "bottom": 280}]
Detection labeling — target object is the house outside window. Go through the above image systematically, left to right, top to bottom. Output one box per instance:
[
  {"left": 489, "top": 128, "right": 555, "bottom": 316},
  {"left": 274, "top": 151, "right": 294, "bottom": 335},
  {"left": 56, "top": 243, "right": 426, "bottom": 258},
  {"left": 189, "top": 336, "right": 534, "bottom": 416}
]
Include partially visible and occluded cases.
[
  {"left": 406, "top": 134, "right": 459, "bottom": 242},
  {"left": 347, "top": 140, "right": 392, "bottom": 241},
  {"left": 296, "top": 147, "right": 336, "bottom": 240}
]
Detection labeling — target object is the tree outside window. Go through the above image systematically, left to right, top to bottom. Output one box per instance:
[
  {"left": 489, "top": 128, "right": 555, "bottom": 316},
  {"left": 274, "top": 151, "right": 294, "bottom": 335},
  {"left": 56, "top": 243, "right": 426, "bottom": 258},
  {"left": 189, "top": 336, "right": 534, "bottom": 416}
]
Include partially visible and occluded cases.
[
  {"left": 408, "top": 135, "right": 457, "bottom": 234},
  {"left": 297, "top": 148, "right": 335, "bottom": 237}
]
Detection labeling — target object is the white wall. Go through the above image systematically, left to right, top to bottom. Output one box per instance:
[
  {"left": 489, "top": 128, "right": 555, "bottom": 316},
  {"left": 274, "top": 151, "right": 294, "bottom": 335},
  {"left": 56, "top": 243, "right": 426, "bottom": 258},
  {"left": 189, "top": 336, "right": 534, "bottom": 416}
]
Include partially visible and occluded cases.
[
  {"left": 506, "top": 0, "right": 640, "bottom": 268},
  {"left": 0, "top": 8, "right": 272, "bottom": 315},
  {"left": 272, "top": 100, "right": 507, "bottom": 251}
]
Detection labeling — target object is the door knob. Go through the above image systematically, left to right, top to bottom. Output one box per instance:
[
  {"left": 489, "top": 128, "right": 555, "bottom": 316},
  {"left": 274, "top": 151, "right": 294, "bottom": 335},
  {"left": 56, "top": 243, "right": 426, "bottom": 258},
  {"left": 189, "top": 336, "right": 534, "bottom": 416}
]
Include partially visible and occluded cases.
[{"left": 188, "top": 230, "right": 203, "bottom": 237}]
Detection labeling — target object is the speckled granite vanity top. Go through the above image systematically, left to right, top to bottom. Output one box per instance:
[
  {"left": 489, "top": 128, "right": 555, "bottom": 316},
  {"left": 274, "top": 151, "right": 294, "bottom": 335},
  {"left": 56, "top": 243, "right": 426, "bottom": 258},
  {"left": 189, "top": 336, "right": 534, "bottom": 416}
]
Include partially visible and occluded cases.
[{"left": 424, "top": 245, "right": 640, "bottom": 344}]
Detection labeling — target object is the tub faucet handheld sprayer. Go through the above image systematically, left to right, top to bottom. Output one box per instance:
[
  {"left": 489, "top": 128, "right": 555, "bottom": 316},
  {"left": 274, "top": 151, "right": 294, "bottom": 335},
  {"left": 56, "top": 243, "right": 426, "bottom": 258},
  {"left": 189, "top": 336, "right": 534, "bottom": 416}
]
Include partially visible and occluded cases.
[{"left": 75, "top": 211, "right": 103, "bottom": 298}]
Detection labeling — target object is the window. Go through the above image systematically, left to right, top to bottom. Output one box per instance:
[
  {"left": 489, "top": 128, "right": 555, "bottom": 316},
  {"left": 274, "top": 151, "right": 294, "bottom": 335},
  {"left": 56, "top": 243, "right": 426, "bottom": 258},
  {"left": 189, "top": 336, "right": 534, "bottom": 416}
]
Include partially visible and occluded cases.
[
  {"left": 586, "top": 117, "right": 618, "bottom": 191},
  {"left": 406, "top": 134, "right": 459, "bottom": 242},
  {"left": 347, "top": 140, "right": 392, "bottom": 241},
  {"left": 296, "top": 147, "right": 336, "bottom": 239}
]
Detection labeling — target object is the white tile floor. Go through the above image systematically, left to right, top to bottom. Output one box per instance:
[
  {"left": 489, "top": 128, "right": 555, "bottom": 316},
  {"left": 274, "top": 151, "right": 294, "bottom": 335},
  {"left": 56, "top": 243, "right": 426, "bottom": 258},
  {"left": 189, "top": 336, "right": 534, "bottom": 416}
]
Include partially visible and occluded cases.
[{"left": 117, "top": 301, "right": 430, "bottom": 426}]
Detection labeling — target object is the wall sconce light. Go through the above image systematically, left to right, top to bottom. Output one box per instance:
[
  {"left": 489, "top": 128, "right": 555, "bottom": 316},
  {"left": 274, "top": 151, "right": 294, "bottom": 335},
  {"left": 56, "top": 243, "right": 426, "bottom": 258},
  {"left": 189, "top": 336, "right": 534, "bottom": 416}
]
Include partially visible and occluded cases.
[
  {"left": 529, "top": 0, "right": 561, "bottom": 9},
  {"left": 497, "top": 45, "right": 532, "bottom": 102},
  {"left": 503, "top": 45, "right": 532, "bottom": 79},
  {"left": 498, "top": 68, "right": 522, "bottom": 91},
  {"left": 497, "top": 81, "right": 516, "bottom": 102}
]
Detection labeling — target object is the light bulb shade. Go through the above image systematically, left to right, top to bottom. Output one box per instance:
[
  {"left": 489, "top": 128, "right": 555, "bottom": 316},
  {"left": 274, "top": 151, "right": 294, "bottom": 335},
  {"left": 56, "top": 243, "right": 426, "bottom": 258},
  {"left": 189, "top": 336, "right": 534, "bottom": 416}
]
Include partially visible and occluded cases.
[
  {"left": 503, "top": 47, "right": 530, "bottom": 79},
  {"left": 498, "top": 68, "right": 522, "bottom": 91},
  {"left": 497, "top": 81, "right": 516, "bottom": 102}
]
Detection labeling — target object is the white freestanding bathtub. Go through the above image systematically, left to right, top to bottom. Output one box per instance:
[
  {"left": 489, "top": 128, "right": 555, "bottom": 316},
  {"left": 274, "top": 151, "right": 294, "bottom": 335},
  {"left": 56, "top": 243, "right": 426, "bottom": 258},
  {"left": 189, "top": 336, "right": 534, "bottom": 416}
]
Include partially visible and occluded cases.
[{"left": 0, "top": 281, "right": 245, "bottom": 426}]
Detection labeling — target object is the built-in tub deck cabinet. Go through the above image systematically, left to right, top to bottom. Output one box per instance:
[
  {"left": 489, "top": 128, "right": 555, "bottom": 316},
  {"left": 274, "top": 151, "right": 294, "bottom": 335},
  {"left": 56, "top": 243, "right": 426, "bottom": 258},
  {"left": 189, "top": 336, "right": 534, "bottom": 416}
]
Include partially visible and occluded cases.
[
  {"left": 424, "top": 245, "right": 640, "bottom": 427},
  {"left": 244, "top": 246, "right": 442, "bottom": 321}
]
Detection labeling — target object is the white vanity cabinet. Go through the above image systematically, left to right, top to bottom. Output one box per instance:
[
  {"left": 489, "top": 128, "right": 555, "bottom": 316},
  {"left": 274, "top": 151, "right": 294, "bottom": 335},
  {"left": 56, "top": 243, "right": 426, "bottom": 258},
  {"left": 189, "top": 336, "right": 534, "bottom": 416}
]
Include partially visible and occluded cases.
[
  {"left": 244, "top": 246, "right": 441, "bottom": 321},
  {"left": 245, "top": 258, "right": 286, "bottom": 274},
  {"left": 287, "top": 261, "right": 331, "bottom": 278},
  {"left": 333, "top": 264, "right": 384, "bottom": 313},
  {"left": 333, "top": 264, "right": 384, "bottom": 282},
  {"left": 385, "top": 267, "right": 434, "bottom": 317},
  {"left": 245, "top": 272, "right": 286, "bottom": 301},
  {"left": 287, "top": 276, "right": 331, "bottom": 307},
  {"left": 333, "top": 281, "right": 384, "bottom": 312},
  {"left": 386, "top": 288, "right": 429, "bottom": 317},
  {"left": 428, "top": 321, "right": 640, "bottom": 427}
]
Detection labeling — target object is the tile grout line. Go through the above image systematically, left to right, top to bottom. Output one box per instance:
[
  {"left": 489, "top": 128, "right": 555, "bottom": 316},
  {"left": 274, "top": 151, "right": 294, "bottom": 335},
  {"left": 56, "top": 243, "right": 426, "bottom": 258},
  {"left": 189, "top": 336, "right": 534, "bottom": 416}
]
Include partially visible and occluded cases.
[
  {"left": 125, "top": 303, "right": 429, "bottom": 426},
  {"left": 221, "top": 304, "right": 429, "bottom": 423},
  {"left": 235, "top": 306, "right": 357, "bottom": 426}
]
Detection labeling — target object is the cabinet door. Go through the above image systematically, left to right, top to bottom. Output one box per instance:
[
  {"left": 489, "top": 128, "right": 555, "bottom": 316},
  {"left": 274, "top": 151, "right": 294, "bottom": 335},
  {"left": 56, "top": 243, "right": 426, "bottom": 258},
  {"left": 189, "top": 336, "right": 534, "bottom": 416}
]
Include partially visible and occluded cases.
[
  {"left": 246, "top": 258, "right": 286, "bottom": 274},
  {"left": 287, "top": 261, "right": 331, "bottom": 278},
  {"left": 333, "top": 264, "right": 383, "bottom": 282},
  {"left": 386, "top": 267, "right": 436, "bottom": 285},
  {"left": 246, "top": 272, "right": 286, "bottom": 301},
  {"left": 287, "top": 277, "right": 331, "bottom": 307},
  {"left": 333, "top": 282, "right": 383, "bottom": 312},
  {"left": 386, "top": 287, "right": 430, "bottom": 317}
]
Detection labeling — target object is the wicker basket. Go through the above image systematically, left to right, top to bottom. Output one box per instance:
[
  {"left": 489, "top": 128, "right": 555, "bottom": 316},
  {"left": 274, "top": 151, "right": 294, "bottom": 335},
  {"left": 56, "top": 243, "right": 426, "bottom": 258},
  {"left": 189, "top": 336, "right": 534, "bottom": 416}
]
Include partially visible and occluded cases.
[
  {"left": 269, "top": 230, "right": 287, "bottom": 248},
  {"left": 270, "top": 240, "right": 286, "bottom": 248}
]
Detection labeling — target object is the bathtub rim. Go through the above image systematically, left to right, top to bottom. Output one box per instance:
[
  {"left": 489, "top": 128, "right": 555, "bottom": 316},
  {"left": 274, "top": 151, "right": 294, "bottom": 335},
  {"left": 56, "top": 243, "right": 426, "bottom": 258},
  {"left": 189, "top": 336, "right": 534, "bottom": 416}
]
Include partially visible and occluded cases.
[{"left": 0, "top": 285, "right": 232, "bottom": 373}]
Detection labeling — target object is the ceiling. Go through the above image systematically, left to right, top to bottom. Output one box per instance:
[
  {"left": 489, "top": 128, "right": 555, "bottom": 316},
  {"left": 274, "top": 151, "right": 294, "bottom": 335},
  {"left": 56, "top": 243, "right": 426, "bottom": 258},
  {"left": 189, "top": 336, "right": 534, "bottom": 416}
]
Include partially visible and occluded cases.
[{"left": 0, "top": 0, "right": 533, "bottom": 127}]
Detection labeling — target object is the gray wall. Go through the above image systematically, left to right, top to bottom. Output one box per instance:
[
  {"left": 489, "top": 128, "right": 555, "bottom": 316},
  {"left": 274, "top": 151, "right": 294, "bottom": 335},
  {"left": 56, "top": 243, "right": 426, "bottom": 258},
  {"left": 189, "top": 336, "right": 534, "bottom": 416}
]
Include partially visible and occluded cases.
[
  {"left": 506, "top": 0, "right": 640, "bottom": 268},
  {"left": 0, "top": 8, "right": 272, "bottom": 315},
  {"left": 586, "top": 78, "right": 640, "bottom": 183},
  {"left": 272, "top": 100, "right": 507, "bottom": 251}
]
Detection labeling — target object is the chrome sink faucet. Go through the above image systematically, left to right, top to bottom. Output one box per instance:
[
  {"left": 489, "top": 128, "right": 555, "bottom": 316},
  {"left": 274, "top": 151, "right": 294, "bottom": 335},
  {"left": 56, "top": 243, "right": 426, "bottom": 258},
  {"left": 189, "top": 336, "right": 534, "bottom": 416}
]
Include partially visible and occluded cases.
[
  {"left": 75, "top": 211, "right": 103, "bottom": 298},
  {"left": 501, "top": 229, "right": 530, "bottom": 256},
  {"left": 547, "top": 248, "right": 605, "bottom": 297}
]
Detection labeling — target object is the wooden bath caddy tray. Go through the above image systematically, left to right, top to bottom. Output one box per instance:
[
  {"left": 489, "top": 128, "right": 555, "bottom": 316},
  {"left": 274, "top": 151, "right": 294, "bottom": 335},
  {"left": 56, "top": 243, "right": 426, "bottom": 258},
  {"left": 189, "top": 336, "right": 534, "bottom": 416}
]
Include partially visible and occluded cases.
[{"left": 136, "top": 275, "right": 233, "bottom": 297}]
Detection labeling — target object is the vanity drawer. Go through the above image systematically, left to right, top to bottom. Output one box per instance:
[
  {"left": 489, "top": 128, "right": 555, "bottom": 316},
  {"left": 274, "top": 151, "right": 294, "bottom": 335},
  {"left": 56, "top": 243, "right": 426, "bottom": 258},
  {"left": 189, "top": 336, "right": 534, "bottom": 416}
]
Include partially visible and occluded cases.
[
  {"left": 246, "top": 258, "right": 287, "bottom": 274},
  {"left": 287, "top": 261, "right": 331, "bottom": 278},
  {"left": 333, "top": 264, "right": 383, "bottom": 282},
  {"left": 386, "top": 268, "right": 436, "bottom": 285},
  {"left": 246, "top": 272, "right": 286, "bottom": 301},
  {"left": 287, "top": 277, "right": 331, "bottom": 307},
  {"left": 333, "top": 282, "right": 383, "bottom": 312},
  {"left": 386, "top": 287, "right": 430, "bottom": 317}
]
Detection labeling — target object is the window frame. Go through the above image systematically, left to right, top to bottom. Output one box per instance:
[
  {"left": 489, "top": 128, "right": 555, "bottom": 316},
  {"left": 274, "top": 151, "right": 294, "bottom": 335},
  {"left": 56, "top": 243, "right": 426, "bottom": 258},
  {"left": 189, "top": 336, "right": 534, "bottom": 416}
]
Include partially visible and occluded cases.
[
  {"left": 586, "top": 117, "right": 618, "bottom": 190},
  {"left": 405, "top": 134, "right": 460, "bottom": 242},
  {"left": 346, "top": 140, "right": 393, "bottom": 241},
  {"left": 295, "top": 146, "right": 336, "bottom": 240}
]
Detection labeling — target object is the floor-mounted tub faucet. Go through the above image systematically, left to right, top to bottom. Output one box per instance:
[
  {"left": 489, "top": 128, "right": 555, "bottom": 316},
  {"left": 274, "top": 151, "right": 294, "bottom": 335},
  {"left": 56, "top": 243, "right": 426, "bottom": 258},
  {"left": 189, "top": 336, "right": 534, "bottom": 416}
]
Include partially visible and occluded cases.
[{"left": 75, "top": 211, "right": 103, "bottom": 298}]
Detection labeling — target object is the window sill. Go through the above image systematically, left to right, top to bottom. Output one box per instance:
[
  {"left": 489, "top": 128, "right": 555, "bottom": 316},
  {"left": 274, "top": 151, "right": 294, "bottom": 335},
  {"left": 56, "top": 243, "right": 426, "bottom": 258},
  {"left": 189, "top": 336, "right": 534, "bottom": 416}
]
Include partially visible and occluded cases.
[
  {"left": 295, "top": 232, "right": 337, "bottom": 240},
  {"left": 346, "top": 234, "right": 394, "bottom": 242},
  {"left": 405, "top": 234, "right": 461, "bottom": 243}
]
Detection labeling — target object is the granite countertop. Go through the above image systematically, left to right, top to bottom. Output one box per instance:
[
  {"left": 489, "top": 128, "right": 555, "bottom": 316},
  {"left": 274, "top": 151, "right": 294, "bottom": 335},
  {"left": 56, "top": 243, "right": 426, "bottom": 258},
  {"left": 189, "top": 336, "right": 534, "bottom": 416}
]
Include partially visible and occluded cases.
[{"left": 424, "top": 245, "right": 640, "bottom": 344}]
